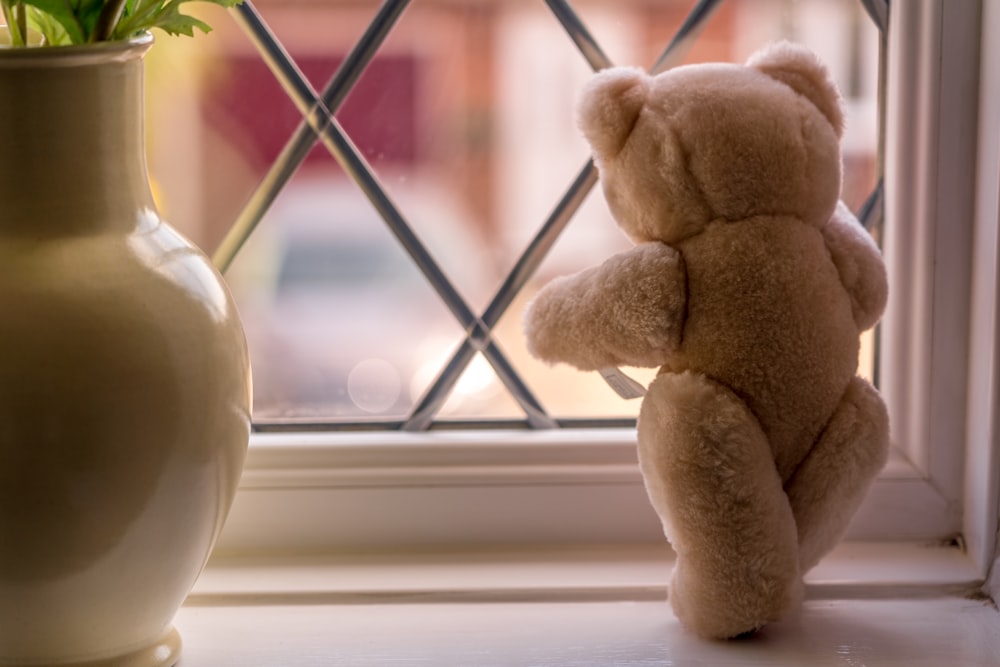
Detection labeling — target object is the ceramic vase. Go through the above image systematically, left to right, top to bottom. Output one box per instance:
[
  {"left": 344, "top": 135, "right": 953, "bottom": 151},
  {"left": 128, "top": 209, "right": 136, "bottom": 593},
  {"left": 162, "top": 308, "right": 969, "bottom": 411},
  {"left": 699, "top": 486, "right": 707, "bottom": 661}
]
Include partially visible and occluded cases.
[{"left": 0, "top": 34, "right": 252, "bottom": 666}]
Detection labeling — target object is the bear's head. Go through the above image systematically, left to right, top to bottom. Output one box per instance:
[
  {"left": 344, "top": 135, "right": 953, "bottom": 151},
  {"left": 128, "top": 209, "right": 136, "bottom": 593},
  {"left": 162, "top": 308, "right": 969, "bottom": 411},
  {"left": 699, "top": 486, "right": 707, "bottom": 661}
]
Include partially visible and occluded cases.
[{"left": 577, "top": 42, "right": 845, "bottom": 245}]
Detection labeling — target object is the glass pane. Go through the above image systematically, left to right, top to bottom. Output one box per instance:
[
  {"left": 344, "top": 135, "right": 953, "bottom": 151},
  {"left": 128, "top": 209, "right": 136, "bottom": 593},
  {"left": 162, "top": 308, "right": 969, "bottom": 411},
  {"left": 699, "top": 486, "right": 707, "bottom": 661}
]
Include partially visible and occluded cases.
[
  {"left": 145, "top": 0, "right": 882, "bottom": 426},
  {"left": 359, "top": 2, "right": 504, "bottom": 313},
  {"left": 145, "top": 20, "right": 274, "bottom": 253},
  {"left": 225, "top": 168, "right": 466, "bottom": 420}
]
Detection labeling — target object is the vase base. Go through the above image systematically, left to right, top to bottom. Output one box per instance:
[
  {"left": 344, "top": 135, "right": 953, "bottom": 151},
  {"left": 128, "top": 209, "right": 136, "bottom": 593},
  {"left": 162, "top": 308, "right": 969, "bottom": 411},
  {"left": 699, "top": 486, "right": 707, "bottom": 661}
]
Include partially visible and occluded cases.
[{"left": 1, "top": 627, "right": 181, "bottom": 667}]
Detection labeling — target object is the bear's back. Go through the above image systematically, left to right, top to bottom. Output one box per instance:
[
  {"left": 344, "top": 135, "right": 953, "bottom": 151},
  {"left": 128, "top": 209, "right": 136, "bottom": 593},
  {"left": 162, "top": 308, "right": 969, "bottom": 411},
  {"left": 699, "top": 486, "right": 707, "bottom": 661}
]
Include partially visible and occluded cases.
[{"left": 669, "top": 216, "right": 859, "bottom": 480}]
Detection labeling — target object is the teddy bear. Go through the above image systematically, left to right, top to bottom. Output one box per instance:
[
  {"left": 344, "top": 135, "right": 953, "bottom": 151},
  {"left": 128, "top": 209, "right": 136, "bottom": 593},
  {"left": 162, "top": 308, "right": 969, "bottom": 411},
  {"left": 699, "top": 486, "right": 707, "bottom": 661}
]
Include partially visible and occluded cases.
[{"left": 523, "top": 42, "right": 889, "bottom": 640}]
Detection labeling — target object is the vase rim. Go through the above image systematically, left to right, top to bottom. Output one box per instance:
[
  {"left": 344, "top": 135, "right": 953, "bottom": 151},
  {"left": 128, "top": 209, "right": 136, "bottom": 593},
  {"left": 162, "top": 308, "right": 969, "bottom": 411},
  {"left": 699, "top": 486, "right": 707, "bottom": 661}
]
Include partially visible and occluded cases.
[{"left": 0, "top": 32, "right": 153, "bottom": 67}]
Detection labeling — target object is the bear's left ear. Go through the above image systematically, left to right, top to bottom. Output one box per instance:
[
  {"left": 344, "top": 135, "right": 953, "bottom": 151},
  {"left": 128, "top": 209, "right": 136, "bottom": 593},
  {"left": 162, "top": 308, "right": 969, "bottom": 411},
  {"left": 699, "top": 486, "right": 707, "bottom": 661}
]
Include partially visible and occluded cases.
[
  {"left": 747, "top": 41, "right": 845, "bottom": 137},
  {"left": 577, "top": 66, "right": 650, "bottom": 160}
]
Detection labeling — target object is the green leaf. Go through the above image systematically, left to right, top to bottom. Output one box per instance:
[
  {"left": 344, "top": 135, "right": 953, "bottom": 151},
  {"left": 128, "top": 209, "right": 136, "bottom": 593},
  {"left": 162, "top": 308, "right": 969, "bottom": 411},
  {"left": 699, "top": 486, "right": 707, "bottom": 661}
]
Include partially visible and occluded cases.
[
  {"left": 10, "top": 0, "right": 244, "bottom": 44},
  {"left": 20, "top": 0, "right": 85, "bottom": 43},
  {"left": 75, "top": 0, "right": 107, "bottom": 40},
  {"left": 111, "top": 0, "right": 163, "bottom": 37},
  {"left": 113, "top": 0, "right": 233, "bottom": 39},
  {"left": 26, "top": 4, "right": 73, "bottom": 44}
]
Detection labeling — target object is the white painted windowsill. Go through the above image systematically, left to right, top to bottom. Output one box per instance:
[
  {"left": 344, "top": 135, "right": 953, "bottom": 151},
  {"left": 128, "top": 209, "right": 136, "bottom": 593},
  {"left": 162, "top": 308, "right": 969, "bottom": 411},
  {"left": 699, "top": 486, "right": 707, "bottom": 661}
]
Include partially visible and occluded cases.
[{"left": 174, "top": 542, "right": 1000, "bottom": 666}]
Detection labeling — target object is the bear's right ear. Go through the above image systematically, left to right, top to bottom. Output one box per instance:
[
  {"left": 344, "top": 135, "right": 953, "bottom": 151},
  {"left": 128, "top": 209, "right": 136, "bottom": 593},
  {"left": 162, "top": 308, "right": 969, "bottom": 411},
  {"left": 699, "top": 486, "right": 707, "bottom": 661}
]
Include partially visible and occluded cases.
[
  {"left": 747, "top": 41, "right": 845, "bottom": 137},
  {"left": 577, "top": 66, "right": 650, "bottom": 160}
]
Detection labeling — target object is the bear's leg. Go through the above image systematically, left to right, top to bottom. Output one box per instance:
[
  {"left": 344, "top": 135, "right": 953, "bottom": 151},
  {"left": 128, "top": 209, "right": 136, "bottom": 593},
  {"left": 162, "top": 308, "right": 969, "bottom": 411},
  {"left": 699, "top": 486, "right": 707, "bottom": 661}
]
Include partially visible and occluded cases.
[
  {"left": 637, "top": 371, "right": 802, "bottom": 639},
  {"left": 785, "top": 376, "right": 890, "bottom": 573}
]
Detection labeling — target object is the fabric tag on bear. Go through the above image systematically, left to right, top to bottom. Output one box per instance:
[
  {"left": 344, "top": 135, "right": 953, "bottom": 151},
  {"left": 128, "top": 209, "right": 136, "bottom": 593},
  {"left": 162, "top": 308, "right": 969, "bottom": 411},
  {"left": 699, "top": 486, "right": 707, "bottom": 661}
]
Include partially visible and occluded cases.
[{"left": 599, "top": 367, "right": 647, "bottom": 399}]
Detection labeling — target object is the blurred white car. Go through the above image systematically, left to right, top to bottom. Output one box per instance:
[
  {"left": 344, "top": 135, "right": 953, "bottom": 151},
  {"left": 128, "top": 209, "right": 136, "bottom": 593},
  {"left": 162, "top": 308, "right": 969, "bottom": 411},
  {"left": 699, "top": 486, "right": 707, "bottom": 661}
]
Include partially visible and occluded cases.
[{"left": 228, "top": 176, "right": 501, "bottom": 420}]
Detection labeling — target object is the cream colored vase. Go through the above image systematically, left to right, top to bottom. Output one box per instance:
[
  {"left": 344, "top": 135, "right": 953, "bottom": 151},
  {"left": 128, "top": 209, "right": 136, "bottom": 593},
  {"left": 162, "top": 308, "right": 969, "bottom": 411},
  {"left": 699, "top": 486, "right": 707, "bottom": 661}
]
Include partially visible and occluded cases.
[{"left": 0, "top": 35, "right": 251, "bottom": 666}]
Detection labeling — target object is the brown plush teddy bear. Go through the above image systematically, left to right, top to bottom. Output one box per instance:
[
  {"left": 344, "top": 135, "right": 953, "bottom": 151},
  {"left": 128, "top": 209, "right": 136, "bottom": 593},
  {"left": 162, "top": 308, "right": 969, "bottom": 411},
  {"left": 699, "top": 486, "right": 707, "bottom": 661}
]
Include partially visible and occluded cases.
[{"left": 523, "top": 42, "right": 889, "bottom": 639}]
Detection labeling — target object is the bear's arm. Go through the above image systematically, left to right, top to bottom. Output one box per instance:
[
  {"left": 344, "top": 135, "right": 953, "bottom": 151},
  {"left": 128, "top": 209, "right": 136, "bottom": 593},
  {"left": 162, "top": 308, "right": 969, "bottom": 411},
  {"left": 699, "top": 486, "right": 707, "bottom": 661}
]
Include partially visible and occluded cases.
[
  {"left": 820, "top": 201, "right": 888, "bottom": 331},
  {"left": 522, "top": 242, "right": 686, "bottom": 371}
]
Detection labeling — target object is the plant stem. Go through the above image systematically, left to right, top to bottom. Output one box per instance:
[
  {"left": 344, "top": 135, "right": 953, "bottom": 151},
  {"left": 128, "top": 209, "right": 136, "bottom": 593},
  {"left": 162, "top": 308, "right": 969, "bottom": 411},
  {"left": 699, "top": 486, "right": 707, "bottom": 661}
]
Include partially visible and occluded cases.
[
  {"left": 1, "top": 0, "right": 24, "bottom": 45},
  {"left": 15, "top": 0, "right": 25, "bottom": 44},
  {"left": 91, "top": 0, "right": 128, "bottom": 41}
]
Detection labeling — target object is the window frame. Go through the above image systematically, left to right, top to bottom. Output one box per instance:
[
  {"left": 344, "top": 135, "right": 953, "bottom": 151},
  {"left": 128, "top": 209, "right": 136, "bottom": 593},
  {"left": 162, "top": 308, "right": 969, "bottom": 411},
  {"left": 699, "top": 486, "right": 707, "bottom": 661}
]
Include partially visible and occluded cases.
[
  {"left": 212, "top": 0, "right": 1000, "bottom": 580},
  {"left": 964, "top": 0, "right": 1000, "bottom": 587}
]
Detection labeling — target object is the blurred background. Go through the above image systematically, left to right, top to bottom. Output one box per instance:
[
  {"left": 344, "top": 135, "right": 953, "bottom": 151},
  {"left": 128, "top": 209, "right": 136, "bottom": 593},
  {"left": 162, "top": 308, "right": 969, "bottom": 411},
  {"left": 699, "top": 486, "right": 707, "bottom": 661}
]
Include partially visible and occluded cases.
[{"left": 144, "top": 0, "right": 880, "bottom": 424}]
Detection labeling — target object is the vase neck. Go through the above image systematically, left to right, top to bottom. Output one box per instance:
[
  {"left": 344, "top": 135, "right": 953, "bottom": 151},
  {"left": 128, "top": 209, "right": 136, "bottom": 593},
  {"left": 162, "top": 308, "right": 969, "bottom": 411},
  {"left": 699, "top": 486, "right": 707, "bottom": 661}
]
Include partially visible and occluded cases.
[{"left": 0, "top": 40, "right": 156, "bottom": 236}]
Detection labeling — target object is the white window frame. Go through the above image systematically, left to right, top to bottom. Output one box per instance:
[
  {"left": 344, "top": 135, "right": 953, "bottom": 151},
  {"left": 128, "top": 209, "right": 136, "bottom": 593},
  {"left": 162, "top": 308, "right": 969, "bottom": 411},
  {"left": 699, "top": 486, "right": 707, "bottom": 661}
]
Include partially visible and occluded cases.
[
  {"left": 212, "top": 0, "right": 1000, "bottom": 588},
  {"left": 964, "top": 0, "right": 1000, "bottom": 592}
]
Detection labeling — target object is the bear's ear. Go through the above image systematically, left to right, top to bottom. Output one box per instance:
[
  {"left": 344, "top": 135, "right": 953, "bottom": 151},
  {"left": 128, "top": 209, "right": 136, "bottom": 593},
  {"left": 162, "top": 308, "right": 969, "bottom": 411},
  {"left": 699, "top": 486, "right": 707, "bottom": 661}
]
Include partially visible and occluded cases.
[
  {"left": 747, "top": 41, "right": 845, "bottom": 137},
  {"left": 577, "top": 66, "right": 650, "bottom": 160}
]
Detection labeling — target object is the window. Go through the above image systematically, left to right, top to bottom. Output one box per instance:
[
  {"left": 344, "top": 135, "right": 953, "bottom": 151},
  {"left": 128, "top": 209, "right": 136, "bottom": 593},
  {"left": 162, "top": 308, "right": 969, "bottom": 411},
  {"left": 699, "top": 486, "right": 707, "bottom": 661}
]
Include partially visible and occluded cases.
[
  {"left": 145, "top": 0, "right": 998, "bottom": 571},
  {"left": 151, "top": 0, "right": 881, "bottom": 428}
]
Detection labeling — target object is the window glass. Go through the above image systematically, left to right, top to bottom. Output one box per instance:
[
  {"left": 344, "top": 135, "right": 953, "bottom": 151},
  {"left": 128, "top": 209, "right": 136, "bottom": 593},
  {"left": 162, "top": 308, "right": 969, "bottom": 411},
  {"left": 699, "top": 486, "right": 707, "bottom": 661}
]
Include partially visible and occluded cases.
[{"left": 146, "top": 0, "right": 880, "bottom": 425}]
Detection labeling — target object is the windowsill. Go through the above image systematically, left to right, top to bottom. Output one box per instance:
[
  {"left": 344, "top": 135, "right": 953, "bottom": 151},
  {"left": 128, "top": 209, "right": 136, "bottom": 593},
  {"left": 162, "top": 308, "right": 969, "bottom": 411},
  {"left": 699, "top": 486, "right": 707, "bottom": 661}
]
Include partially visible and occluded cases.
[
  {"left": 192, "top": 541, "right": 982, "bottom": 605},
  {"left": 175, "top": 542, "right": 998, "bottom": 666}
]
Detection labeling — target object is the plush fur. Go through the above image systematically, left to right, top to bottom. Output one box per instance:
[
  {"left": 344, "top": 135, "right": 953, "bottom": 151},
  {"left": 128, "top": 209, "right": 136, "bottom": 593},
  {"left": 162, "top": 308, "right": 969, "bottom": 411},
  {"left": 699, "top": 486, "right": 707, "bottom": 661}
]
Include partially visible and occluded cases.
[{"left": 523, "top": 42, "right": 889, "bottom": 639}]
